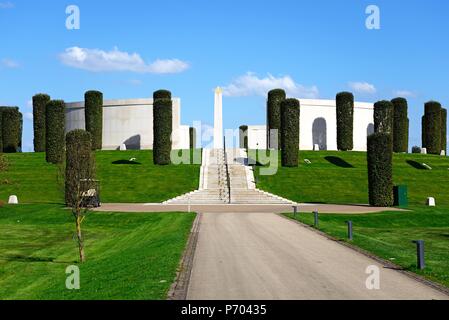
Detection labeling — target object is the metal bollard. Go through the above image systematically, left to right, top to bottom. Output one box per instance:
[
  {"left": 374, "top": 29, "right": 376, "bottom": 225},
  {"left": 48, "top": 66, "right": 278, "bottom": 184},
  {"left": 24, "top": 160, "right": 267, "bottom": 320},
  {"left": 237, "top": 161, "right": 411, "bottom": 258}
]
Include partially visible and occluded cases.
[
  {"left": 293, "top": 206, "right": 298, "bottom": 219},
  {"left": 313, "top": 211, "right": 319, "bottom": 228},
  {"left": 347, "top": 221, "right": 353, "bottom": 241},
  {"left": 412, "top": 240, "right": 425, "bottom": 270}
]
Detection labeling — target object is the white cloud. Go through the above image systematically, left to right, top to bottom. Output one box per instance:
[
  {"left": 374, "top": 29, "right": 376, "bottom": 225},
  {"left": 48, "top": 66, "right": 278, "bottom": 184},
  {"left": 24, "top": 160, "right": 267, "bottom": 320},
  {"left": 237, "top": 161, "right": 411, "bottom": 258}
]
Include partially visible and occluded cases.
[
  {"left": 0, "top": 2, "right": 14, "bottom": 9},
  {"left": 59, "top": 47, "right": 189, "bottom": 74},
  {"left": 1, "top": 58, "right": 20, "bottom": 68},
  {"left": 222, "top": 73, "right": 319, "bottom": 98},
  {"left": 126, "top": 79, "right": 143, "bottom": 86},
  {"left": 348, "top": 81, "right": 376, "bottom": 94},
  {"left": 393, "top": 90, "right": 416, "bottom": 98},
  {"left": 27, "top": 99, "right": 33, "bottom": 108},
  {"left": 24, "top": 112, "right": 33, "bottom": 121}
]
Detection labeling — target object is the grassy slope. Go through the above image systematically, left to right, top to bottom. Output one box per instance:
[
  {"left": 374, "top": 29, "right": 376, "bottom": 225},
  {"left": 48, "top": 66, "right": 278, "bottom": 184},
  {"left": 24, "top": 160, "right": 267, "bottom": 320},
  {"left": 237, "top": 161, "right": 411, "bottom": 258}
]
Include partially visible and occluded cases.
[
  {"left": 0, "top": 150, "right": 200, "bottom": 204},
  {"left": 256, "top": 151, "right": 449, "bottom": 206},
  {"left": 0, "top": 204, "right": 195, "bottom": 300},
  {"left": 285, "top": 207, "right": 449, "bottom": 288}
]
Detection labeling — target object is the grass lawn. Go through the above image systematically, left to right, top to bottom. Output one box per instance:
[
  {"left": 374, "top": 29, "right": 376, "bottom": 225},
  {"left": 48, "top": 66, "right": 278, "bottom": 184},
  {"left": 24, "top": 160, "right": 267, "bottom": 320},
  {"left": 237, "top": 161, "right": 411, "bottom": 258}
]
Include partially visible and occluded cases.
[
  {"left": 0, "top": 150, "right": 200, "bottom": 204},
  {"left": 256, "top": 151, "right": 449, "bottom": 206},
  {"left": 0, "top": 204, "right": 195, "bottom": 300},
  {"left": 284, "top": 206, "right": 449, "bottom": 289}
]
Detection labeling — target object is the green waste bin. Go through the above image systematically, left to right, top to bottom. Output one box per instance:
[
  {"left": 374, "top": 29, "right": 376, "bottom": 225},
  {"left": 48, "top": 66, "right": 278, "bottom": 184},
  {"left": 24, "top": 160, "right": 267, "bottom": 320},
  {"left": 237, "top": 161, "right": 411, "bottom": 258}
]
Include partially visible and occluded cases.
[{"left": 394, "top": 185, "right": 408, "bottom": 207}]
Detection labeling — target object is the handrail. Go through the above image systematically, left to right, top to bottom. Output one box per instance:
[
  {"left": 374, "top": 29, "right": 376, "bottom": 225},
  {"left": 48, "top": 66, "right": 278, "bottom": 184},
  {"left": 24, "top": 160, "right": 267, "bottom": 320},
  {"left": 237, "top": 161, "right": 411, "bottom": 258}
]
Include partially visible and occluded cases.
[{"left": 223, "top": 137, "right": 231, "bottom": 204}]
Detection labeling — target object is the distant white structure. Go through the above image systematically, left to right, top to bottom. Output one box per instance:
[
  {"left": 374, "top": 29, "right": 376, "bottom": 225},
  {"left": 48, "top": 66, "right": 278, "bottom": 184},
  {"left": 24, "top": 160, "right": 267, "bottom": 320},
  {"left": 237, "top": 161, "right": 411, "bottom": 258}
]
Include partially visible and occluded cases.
[
  {"left": 214, "top": 87, "right": 224, "bottom": 149},
  {"left": 65, "top": 98, "right": 190, "bottom": 150},
  {"left": 246, "top": 98, "right": 375, "bottom": 151},
  {"left": 8, "top": 195, "right": 18, "bottom": 205}
]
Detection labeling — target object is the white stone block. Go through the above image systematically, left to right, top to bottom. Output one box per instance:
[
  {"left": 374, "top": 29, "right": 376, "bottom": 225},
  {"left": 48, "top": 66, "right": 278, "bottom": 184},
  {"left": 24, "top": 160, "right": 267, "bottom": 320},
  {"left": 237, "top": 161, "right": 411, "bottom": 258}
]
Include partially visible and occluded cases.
[
  {"left": 119, "top": 144, "right": 127, "bottom": 151},
  {"left": 313, "top": 144, "right": 320, "bottom": 151},
  {"left": 421, "top": 148, "right": 427, "bottom": 154},
  {"left": 441, "top": 150, "right": 446, "bottom": 156},
  {"left": 8, "top": 195, "right": 18, "bottom": 205},
  {"left": 427, "top": 197, "right": 436, "bottom": 207}
]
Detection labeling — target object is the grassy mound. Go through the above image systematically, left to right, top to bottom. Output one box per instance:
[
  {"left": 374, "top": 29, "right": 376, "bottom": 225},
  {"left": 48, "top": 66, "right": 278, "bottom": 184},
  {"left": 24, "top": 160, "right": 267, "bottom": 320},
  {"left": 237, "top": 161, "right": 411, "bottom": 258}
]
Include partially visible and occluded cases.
[
  {"left": 0, "top": 150, "right": 200, "bottom": 204},
  {"left": 256, "top": 151, "right": 449, "bottom": 206},
  {"left": 0, "top": 204, "right": 195, "bottom": 300}
]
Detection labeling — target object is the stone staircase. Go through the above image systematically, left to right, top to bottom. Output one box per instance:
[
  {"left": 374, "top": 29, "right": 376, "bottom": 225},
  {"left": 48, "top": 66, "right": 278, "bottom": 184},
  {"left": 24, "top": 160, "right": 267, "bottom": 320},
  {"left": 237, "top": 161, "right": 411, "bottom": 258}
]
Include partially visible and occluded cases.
[{"left": 164, "top": 148, "right": 295, "bottom": 205}]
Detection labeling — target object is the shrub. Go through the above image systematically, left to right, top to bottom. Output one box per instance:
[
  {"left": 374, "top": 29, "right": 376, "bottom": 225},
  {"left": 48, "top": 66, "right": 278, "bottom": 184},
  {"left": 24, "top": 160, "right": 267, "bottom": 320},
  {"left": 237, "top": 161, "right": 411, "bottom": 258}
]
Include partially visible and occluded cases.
[
  {"left": 267, "top": 89, "right": 286, "bottom": 149},
  {"left": 153, "top": 90, "right": 172, "bottom": 165},
  {"left": 84, "top": 91, "right": 103, "bottom": 150},
  {"left": 336, "top": 92, "right": 354, "bottom": 151},
  {"left": 32, "top": 94, "right": 50, "bottom": 152},
  {"left": 281, "top": 98, "right": 300, "bottom": 167},
  {"left": 391, "top": 98, "right": 409, "bottom": 153},
  {"left": 46, "top": 100, "right": 66, "bottom": 164},
  {"left": 374, "top": 100, "right": 394, "bottom": 136},
  {"left": 422, "top": 101, "right": 442, "bottom": 154},
  {"left": 1, "top": 107, "right": 21, "bottom": 153},
  {"left": 0, "top": 108, "right": 3, "bottom": 152},
  {"left": 441, "top": 108, "right": 447, "bottom": 153},
  {"left": 18, "top": 112, "right": 23, "bottom": 152},
  {"left": 239, "top": 125, "right": 248, "bottom": 149},
  {"left": 189, "top": 127, "right": 196, "bottom": 149},
  {"left": 65, "top": 129, "right": 95, "bottom": 207},
  {"left": 367, "top": 133, "right": 393, "bottom": 207},
  {"left": 412, "top": 146, "right": 421, "bottom": 154}
]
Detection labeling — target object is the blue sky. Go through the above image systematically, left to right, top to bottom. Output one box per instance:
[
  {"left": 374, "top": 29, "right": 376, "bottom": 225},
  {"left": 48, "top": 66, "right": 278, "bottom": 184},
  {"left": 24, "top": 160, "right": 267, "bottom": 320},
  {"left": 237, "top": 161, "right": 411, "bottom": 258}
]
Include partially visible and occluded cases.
[{"left": 1, "top": 0, "right": 448, "bottom": 151}]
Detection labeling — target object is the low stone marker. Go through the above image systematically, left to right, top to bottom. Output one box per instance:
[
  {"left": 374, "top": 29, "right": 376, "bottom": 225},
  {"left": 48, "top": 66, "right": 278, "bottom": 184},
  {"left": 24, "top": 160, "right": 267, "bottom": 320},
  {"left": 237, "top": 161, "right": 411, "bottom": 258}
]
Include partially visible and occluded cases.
[
  {"left": 120, "top": 144, "right": 127, "bottom": 151},
  {"left": 313, "top": 144, "right": 320, "bottom": 151},
  {"left": 421, "top": 148, "right": 427, "bottom": 154},
  {"left": 441, "top": 150, "right": 446, "bottom": 156},
  {"left": 8, "top": 195, "right": 19, "bottom": 205},
  {"left": 427, "top": 197, "right": 436, "bottom": 207}
]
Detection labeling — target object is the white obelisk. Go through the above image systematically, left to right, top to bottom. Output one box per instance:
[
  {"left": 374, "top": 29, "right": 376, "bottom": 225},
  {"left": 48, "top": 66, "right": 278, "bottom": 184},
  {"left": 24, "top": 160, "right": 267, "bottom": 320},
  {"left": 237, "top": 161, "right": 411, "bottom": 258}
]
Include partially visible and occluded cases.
[{"left": 214, "top": 87, "right": 224, "bottom": 149}]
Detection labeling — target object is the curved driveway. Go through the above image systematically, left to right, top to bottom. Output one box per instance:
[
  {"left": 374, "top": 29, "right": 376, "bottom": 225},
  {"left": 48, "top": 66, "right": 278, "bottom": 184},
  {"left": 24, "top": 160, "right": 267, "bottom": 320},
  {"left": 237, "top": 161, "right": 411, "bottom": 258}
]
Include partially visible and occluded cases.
[{"left": 187, "top": 212, "right": 448, "bottom": 300}]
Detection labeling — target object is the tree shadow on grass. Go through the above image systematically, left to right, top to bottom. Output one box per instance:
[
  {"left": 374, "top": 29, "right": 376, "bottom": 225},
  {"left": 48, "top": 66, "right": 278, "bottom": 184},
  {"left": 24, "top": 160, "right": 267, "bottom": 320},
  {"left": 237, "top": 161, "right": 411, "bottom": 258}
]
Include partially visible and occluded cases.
[
  {"left": 324, "top": 156, "right": 354, "bottom": 168},
  {"left": 112, "top": 160, "right": 142, "bottom": 165},
  {"left": 406, "top": 160, "right": 426, "bottom": 170},
  {"left": 0, "top": 254, "right": 74, "bottom": 264}
]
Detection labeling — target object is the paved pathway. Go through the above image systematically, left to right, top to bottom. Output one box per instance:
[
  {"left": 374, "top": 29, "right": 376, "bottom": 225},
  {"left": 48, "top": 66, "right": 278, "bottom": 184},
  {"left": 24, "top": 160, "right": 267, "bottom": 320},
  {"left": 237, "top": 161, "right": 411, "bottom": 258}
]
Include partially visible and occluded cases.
[{"left": 186, "top": 212, "right": 448, "bottom": 300}]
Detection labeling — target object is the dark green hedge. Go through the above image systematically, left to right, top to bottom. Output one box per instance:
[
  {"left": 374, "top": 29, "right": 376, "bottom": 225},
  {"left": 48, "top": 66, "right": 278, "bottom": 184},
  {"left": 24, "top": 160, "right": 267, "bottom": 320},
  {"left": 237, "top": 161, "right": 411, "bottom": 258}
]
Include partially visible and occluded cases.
[
  {"left": 267, "top": 89, "right": 286, "bottom": 149},
  {"left": 84, "top": 90, "right": 103, "bottom": 150},
  {"left": 153, "top": 90, "right": 173, "bottom": 165},
  {"left": 153, "top": 90, "right": 172, "bottom": 101},
  {"left": 336, "top": 92, "right": 354, "bottom": 151},
  {"left": 33, "top": 94, "right": 50, "bottom": 152},
  {"left": 281, "top": 98, "right": 300, "bottom": 167},
  {"left": 391, "top": 98, "right": 409, "bottom": 153},
  {"left": 46, "top": 100, "right": 66, "bottom": 164},
  {"left": 374, "top": 100, "right": 393, "bottom": 136},
  {"left": 422, "top": 101, "right": 442, "bottom": 154},
  {"left": 1, "top": 107, "right": 21, "bottom": 153},
  {"left": 441, "top": 108, "right": 447, "bottom": 153},
  {"left": 0, "top": 109, "right": 3, "bottom": 152},
  {"left": 18, "top": 112, "right": 23, "bottom": 152},
  {"left": 239, "top": 125, "right": 248, "bottom": 149},
  {"left": 189, "top": 127, "right": 196, "bottom": 149},
  {"left": 65, "top": 129, "right": 94, "bottom": 207},
  {"left": 367, "top": 132, "right": 393, "bottom": 207}
]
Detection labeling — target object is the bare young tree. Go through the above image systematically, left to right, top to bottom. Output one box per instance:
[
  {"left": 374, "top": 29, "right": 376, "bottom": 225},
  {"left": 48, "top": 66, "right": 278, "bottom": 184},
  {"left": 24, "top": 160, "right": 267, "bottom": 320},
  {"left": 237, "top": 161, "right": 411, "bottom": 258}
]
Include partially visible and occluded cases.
[{"left": 65, "top": 129, "right": 97, "bottom": 263}]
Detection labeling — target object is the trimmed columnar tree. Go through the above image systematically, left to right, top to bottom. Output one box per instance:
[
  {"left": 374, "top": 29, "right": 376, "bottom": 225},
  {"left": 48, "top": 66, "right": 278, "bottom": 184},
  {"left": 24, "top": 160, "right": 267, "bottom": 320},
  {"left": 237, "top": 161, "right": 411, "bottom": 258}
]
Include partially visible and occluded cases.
[
  {"left": 267, "top": 89, "right": 286, "bottom": 149},
  {"left": 84, "top": 90, "right": 103, "bottom": 150},
  {"left": 153, "top": 90, "right": 173, "bottom": 165},
  {"left": 336, "top": 92, "right": 354, "bottom": 151},
  {"left": 33, "top": 94, "right": 51, "bottom": 152},
  {"left": 281, "top": 98, "right": 300, "bottom": 167},
  {"left": 391, "top": 98, "right": 409, "bottom": 153},
  {"left": 46, "top": 100, "right": 66, "bottom": 164},
  {"left": 374, "top": 100, "right": 394, "bottom": 136},
  {"left": 422, "top": 101, "right": 442, "bottom": 155},
  {"left": 1, "top": 107, "right": 22, "bottom": 153},
  {"left": 441, "top": 108, "right": 447, "bottom": 153},
  {"left": 239, "top": 125, "right": 248, "bottom": 149},
  {"left": 189, "top": 127, "right": 196, "bottom": 149},
  {"left": 65, "top": 129, "right": 95, "bottom": 263},
  {"left": 367, "top": 132, "right": 394, "bottom": 207}
]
